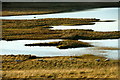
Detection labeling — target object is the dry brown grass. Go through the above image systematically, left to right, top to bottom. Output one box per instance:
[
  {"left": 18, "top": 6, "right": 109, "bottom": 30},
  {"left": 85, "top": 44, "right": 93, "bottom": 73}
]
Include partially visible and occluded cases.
[
  {"left": 2, "top": 2, "right": 118, "bottom": 16},
  {"left": 2, "top": 9, "right": 67, "bottom": 16},
  {"left": 2, "top": 19, "right": 120, "bottom": 41},
  {"left": 1, "top": 54, "right": 119, "bottom": 79},
  {"left": 2, "top": 66, "right": 118, "bottom": 78}
]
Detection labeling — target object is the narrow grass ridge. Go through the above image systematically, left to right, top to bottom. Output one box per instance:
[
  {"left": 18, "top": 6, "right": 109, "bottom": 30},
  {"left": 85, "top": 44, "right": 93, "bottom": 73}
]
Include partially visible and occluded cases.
[{"left": 25, "top": 40, "right": 93, "bottom": 49}]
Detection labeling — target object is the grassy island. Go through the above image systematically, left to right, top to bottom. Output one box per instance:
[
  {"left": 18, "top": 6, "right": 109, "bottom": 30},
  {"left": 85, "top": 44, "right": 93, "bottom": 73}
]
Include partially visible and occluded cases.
[{"left": 25, "top": 40, "right": 93, "bottom": 49}]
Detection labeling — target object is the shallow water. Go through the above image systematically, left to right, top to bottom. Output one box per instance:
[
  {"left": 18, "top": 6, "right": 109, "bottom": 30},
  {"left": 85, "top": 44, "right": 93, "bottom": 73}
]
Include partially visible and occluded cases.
[
  {"left": 0, "top": 8, "right": 119, "bottom": 59},
  {"left": 50, "top": 8, "right": 118, "bottom": 31},
  {"left": 52, "top": 21, "right": 118, "bottom": 31},
  {"left": 0, "top": 39, "right": 119, "bottom": 59}
]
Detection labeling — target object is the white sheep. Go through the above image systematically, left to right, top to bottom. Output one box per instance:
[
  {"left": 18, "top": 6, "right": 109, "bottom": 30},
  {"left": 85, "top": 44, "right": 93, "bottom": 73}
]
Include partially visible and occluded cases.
[{"left": 105, "top": 59, "right": 110, "bottom": 61}]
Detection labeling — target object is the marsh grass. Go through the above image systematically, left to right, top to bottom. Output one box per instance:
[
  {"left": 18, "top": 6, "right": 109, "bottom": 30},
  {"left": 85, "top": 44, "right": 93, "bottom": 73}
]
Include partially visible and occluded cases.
[
  {"left": 2, "top": 2, "right": 118, "bottom": 16},
  {"left": 2, "top": 18, "right": 120, "bottom": 41},
  {"left": 1, "top": 54, "right": 119, "bottom": 79},
  {"left": 2, "top": 67, "right": 118, "bottom": 78}
]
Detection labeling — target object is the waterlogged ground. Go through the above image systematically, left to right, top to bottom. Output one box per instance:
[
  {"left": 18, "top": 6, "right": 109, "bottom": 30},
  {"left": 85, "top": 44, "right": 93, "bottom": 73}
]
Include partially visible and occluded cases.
[
  {"left": 1, "top": 6, "right": 119, "bottom": 80},
  {"left": 0, "top": 39, "right": 119, "bottom": 60}
]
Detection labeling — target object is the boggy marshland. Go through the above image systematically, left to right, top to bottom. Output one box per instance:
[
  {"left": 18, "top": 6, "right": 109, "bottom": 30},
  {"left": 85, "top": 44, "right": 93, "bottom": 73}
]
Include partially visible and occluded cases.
[{"left": 1, "top": 2, "right": 120, "bottom": 80}]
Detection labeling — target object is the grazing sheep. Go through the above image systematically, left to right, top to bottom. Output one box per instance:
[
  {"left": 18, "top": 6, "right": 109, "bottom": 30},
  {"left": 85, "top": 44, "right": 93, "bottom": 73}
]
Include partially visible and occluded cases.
[
  {"left": 69, "top": 58, "right": 75, "bottom": 60},
  {"left": 95, "top": 59, "right": 100, "bottom": 62},
  {"left": 105, "top": 59, "right": 110, "bottom": 61}
]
